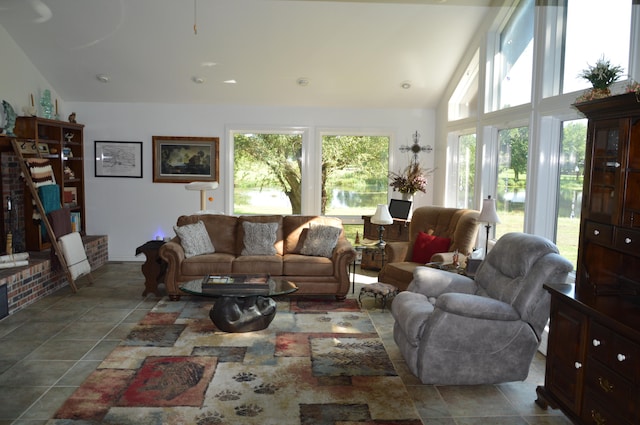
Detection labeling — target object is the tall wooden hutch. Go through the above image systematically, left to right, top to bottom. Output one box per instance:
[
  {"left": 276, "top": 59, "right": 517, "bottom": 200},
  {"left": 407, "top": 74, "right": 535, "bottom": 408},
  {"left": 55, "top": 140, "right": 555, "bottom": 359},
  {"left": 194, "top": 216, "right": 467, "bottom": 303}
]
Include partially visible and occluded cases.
[
  {"left": 536, "top": 93, "right": 640, "bottom": 424},
  {"left": 13, "top": 116, "right": 85, "bottom": 251}
]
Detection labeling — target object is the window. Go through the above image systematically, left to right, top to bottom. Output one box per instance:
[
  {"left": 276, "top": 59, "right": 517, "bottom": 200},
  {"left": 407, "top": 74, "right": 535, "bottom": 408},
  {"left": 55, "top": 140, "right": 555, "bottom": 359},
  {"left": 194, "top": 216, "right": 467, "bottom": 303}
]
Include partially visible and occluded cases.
[
  {"left": 496, "top": 0, "right": 534, "bottom": 110},
  {"left": 562, "top": 0, "right": 632, "bottom": 94},
  {"left": 449, "top": 50, "right": 479, "bottom": 121},
  {"left": 555, "top": 119, "right": 587, "bottom": 268},
  {"left": 496, "top": 126, "right": 529, "bottom": 238},
  {"left": 233, "top": 131, "right": 303, "bottom": 215},
  {"left": 455, "top": 133, "right": 477, "bottom": 209},
  {"left": 321, "top": 134, "right": 389, "bottom": 217}
]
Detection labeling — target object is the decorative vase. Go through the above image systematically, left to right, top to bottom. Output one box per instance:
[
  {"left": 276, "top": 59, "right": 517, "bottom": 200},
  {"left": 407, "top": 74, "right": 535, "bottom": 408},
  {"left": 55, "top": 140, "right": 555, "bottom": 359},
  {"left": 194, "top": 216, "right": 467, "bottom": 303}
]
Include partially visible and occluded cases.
[{"left": 401, "top": 192, "right": 413, "bottom": 201}]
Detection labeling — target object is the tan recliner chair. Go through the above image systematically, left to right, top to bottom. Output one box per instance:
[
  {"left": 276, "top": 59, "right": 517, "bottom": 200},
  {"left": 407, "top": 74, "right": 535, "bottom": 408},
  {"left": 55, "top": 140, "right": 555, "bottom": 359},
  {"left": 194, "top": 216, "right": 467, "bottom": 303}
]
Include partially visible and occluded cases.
[{"left": 377, "top": 206, "right": 479, "bottom": 291}]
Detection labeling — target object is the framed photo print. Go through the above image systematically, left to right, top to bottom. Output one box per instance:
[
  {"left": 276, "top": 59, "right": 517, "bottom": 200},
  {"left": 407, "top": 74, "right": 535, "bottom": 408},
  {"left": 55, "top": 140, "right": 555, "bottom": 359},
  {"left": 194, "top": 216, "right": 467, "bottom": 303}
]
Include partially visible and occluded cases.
[
  {"left": 152, "top": 136, "right": 219, "bottom": 183},
  {"left": 95, "top": 141, "right": 143, "bottom": 178}
]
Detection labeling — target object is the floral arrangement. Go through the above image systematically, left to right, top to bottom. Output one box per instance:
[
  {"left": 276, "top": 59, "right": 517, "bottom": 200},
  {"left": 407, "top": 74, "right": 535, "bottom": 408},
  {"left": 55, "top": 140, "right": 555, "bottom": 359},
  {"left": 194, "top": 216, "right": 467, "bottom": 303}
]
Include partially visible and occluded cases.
[
  {"left": 578, "top": 56, "right": 624, "bottom": 90},
  {"left": 389, "top": 161, "right": 431, "bottom": 194}
]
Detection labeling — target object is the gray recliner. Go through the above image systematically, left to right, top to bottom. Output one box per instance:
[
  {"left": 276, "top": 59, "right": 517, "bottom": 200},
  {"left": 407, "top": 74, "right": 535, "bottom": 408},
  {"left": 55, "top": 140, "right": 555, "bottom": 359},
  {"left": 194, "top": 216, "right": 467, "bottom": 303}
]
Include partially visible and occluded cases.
[{"left": 390, "top": 232, "right": 573, "bottom": 385}]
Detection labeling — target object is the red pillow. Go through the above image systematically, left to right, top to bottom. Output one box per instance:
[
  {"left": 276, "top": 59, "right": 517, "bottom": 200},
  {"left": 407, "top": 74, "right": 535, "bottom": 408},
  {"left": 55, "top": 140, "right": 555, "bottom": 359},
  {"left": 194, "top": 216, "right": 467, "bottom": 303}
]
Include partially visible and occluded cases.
[{"left": 411, "top": 232, "right": 451, "bottom": 263}]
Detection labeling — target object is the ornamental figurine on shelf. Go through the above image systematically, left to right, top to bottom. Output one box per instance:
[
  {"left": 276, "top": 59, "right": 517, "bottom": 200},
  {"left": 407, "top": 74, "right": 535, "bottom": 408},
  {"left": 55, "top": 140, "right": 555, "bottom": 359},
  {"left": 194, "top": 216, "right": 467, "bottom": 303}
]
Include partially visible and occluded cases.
[
  {"left": 576, "top": 56, "right": 624, "bottom": 103},
  {"left": 626, "top": 80, "right": 640, "bottom": 102},
  {"left": 40, "top": 89, "right": 54, "bottom": 119},
  {"left": 2, "top": 100, "right": 17, "bottom": 136},
  {"left": 68, "top": 112, "right": 76, "bottom": 123},
  {"left": 388, "top": 161, "right": 432, "bottom": 200}
]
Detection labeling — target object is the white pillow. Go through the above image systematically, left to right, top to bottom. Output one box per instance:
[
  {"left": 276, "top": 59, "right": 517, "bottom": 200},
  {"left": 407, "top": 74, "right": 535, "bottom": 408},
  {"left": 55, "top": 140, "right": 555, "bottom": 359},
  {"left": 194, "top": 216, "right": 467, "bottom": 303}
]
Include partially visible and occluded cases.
[
  {"left": 174, "top": 221, "right": 215, "bottom": 258},
  {"left": 241, "top": 221, "right": 278, "bottom": 255},
  {"left": 301, "top": 224, "right": 342, "bottom": 257}
]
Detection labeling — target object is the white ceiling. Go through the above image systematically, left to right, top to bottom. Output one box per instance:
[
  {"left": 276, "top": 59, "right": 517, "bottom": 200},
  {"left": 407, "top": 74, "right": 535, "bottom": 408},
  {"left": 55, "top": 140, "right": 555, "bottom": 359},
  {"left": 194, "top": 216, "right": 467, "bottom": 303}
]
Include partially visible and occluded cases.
[{"left": 0, "top": 0, "right": 494, "bottom": 109}]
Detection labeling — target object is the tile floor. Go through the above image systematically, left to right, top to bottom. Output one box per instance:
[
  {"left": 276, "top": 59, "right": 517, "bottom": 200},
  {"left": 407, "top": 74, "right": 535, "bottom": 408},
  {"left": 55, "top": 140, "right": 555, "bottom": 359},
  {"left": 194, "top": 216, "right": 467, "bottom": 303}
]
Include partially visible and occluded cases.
[{"left": 0, "top": 262, "right": 572, "bottom": 425}]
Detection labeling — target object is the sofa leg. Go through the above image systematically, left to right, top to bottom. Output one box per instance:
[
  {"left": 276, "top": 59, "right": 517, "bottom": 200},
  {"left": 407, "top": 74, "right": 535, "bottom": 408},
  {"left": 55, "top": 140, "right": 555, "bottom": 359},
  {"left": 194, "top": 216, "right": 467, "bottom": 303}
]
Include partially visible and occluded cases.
[
  {"left": 169, "top": 294, "right": 181, "bottom": 301},
  {"left": 335, "top": 295, "right": 346, "bottom": 301}
]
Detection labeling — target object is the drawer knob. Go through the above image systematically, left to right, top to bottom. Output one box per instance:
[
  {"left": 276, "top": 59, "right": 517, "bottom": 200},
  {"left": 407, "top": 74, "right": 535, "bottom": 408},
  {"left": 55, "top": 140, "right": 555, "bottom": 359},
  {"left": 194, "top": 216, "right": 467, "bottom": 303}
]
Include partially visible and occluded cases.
[
  {"left": 593, "top": 230, "right": 600, "bottom": 236},
  {"left": 625, "top": 237, "right": 632, "bottom": 244},
  {"left": 592, "top": 339, "right": 601, "bottom": 346},
  {"left": 617, "top": 353, "right": 626, "bottom": 362},
  {"left": 574, "top": 361, "right": 582, "bottom": 369},
  {"left": 598, "top": 377, "right": 614, "bottom": 393}
]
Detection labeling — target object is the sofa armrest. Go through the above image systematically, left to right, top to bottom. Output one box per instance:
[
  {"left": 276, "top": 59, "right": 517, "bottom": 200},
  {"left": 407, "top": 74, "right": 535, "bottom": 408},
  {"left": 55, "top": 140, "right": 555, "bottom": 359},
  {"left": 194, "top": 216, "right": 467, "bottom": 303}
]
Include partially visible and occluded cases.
[
  {"left": 331, "top": 238, "right": 357, "bottom": 298},
  {"left": 159, "top": 240, "right": 186, "bottom": 299},
  {"left": 384, "top": 241, "right": 409, "bottom": 263}
]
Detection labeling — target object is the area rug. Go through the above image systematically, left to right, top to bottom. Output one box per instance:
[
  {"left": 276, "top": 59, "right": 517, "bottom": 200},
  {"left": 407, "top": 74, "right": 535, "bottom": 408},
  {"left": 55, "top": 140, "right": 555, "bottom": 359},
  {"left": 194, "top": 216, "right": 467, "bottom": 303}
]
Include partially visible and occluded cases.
[{"left": 49, "top": 296, "right": 421, "bottom": 425}]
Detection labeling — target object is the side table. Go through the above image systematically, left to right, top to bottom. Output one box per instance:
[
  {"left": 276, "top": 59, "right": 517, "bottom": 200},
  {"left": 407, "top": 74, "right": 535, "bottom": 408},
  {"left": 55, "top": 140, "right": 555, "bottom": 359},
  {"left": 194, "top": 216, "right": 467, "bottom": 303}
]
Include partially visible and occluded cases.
[{"left": 135, "top": 240, "right": 167, "bottom": 297}]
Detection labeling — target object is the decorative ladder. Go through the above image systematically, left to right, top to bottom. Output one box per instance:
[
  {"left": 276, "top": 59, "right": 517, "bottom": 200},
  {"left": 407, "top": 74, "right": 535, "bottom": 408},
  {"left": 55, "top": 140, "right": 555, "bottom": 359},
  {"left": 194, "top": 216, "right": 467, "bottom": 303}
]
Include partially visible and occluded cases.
[{"left": 10, "top": 138, "right": 83, "bottom": 292}]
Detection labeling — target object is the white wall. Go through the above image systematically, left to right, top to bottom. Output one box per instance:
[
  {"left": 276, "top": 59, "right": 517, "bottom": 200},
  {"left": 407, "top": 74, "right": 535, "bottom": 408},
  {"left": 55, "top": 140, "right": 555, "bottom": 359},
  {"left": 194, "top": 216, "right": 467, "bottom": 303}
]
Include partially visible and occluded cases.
[
  {"left": 0, "top": 26, "right": 62, "bottom": 119},
  {"left": 72, "top": 102, "right": 435, "bottom": 261}
]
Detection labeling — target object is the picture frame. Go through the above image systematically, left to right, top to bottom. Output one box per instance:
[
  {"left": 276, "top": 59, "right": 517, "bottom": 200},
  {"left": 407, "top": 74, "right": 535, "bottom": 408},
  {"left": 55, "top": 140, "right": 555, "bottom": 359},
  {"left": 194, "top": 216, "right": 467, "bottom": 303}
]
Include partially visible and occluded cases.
[
  {"left": 152, "top": 136, "right": 219, "bottom": 183},
  {"left": 95, "top": 141, "right": 143, "bottom": 178},
  {"left": 37, "top": 143, "right": 49, "bottom": 155},
  {"left": 63, "top": 186, "right": 77, "bottom": 206}
]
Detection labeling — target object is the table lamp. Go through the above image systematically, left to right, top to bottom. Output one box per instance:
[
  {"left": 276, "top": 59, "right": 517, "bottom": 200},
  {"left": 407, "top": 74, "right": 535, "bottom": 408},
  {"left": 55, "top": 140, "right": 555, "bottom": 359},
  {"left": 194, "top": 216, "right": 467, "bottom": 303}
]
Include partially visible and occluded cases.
[
  {"left": 185, "top": 181, "right": 219, "bottom": 212},
  {"left": 477, "top": 195, "right": 500, "bottom": 258},
  {"left": 371, "top": 204, "right": 394, "bottom": 247}
]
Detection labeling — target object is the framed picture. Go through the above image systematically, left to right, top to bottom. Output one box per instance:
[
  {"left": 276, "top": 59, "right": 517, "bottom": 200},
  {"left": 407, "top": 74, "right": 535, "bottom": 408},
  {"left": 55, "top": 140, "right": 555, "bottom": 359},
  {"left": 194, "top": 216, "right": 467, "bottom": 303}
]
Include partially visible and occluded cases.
[
  {"left": 152, "top": 136, "right": 219, "bottom": 183},
  {"left": 95, "top": 141, "right": 143, "bottom": 178},
  {"left": 37, "top": 143, "right": 49, "bottom": 155}
]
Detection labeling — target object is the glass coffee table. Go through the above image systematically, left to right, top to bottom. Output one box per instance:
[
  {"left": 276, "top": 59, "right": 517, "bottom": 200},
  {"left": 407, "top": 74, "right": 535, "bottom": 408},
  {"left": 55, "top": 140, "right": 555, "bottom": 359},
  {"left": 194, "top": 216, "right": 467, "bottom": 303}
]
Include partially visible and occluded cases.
[{"left": 180, "top": 277, "right": 298, "bottom": 333}]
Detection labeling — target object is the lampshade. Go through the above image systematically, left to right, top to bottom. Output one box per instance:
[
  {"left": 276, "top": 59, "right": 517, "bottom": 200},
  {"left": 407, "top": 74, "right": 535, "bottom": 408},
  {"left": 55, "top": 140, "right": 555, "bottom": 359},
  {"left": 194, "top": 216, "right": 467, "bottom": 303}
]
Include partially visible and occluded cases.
[
  {"left": 478, "top": 195, "right": 501, "bottom": 224},
  {"left": 371, "top": 204, "right": 394, "bottom": 225}
]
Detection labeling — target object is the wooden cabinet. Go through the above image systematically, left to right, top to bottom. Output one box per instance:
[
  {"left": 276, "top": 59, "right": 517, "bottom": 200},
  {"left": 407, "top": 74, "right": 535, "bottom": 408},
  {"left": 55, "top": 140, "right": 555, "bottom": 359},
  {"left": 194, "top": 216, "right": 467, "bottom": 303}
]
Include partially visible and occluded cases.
[
  {"left": 536, "top": 93, "right": 640, "bottom": 424},
  {"left": 13, "top": 116, "right": 85, "bottom": 251},
  {"left": 362, "top": 216, "right": 410, "bottom": 242}
]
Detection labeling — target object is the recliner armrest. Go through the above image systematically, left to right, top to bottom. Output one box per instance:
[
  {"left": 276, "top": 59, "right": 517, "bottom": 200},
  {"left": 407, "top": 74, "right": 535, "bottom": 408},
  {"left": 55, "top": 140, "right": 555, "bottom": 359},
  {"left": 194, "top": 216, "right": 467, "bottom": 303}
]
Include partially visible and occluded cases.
[
  {"left": 384, "top": 241, "right": 409, "bottom": 263},
  {"left": 408, "top": 266, "right": 477, "bottom": 297},
  {"left": 435, "top": 293, "right": 520, "bottom": 321}
]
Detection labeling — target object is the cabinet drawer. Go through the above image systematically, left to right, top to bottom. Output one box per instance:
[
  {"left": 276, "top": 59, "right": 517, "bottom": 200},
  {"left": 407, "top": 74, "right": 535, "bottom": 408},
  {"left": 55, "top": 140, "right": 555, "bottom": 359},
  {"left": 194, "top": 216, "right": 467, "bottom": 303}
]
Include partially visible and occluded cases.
[
  {"left": 584, "top": 221, "right": 613, "bottom": 245},
  {"left": 613, "top": 227, "right": 640, "bottom": 255},
  {"left": 590, "top": 321, "right": 640, "bottom": 379},
  {"left": 584, "top": 358, "right": 635, "bottom": 419},
  {"left": 582, "top": 389, "right": 635, "bottom": 425}
]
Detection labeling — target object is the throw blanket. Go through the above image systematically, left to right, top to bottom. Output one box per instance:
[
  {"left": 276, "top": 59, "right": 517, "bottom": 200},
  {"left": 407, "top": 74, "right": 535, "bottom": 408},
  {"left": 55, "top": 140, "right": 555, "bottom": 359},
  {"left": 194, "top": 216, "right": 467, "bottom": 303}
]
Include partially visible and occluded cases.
[{"left": 37, "top": 184, "right": 61, "bottom": 236}]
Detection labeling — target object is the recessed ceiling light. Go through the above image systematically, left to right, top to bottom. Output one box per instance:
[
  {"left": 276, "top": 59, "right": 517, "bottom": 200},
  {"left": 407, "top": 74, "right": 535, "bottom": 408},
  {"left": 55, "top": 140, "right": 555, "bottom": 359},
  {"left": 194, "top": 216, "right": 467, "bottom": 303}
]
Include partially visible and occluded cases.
[
  {"left": 201, "top": 61, "right": 217, "bottom": 67},
  {"left": 96, "top": 74, "right": 110, "bottom": 83},
  {"left": 192, "top": 76, "right": 206, "bottom": 84},
  {"left": 297, "top": 78, "right": 309, "bottom": 87},
  {"left": 224, "top": 80, "right": 237, "bottom": 84},
  {"left": 401, "top": 81, "right": 411, "bottom": 89}
]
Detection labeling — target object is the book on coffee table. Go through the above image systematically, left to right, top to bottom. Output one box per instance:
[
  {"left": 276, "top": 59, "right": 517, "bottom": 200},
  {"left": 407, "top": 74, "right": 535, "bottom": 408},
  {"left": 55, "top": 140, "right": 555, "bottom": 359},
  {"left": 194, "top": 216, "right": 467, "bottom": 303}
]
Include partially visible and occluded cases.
[{"left": 201, "top": 274, "right": 271, "bottom": 295}]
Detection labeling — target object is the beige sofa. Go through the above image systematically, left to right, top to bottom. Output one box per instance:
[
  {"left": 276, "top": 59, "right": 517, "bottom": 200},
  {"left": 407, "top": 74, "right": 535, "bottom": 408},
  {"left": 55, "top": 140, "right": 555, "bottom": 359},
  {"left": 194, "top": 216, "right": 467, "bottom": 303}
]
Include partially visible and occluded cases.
[
  {"left": 377, "top": 206, "right": 480, "bottom": 291},
  {"left": 159, "top": 214, "right": 357, "bottom": 300}
]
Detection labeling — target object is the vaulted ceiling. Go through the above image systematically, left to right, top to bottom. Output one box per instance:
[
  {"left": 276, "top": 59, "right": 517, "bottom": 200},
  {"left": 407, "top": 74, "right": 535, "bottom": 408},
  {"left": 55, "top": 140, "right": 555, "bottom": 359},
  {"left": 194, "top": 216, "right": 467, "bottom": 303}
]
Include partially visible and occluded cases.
[{"left": 0, "top": 0, "right": 494, "bottom": 109}]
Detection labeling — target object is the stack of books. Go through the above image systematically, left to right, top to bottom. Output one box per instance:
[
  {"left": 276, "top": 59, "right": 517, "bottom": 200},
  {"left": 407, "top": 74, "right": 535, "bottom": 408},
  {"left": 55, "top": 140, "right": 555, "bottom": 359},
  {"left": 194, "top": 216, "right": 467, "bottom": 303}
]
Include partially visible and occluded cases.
[{"left": 201, "top": 274, "right": 272, "bottom": 295}]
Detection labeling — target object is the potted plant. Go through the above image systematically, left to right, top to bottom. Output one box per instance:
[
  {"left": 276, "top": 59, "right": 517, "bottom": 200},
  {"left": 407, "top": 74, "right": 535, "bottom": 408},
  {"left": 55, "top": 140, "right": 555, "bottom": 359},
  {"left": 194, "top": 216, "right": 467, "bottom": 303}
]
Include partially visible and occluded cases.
[
  {"left": 576, "top": 56, "right": 624, "bottom": 102},
  {"left": 388, "top": 161, "right": 432, "bottom": 200}
]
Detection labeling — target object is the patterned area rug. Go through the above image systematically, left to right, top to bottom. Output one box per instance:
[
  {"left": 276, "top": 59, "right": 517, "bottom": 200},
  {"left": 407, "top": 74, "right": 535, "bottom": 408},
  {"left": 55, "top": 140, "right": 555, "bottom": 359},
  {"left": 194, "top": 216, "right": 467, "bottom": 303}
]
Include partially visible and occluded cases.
[{"left": 50, "top": 297, "right": 421, "bottom": 425}]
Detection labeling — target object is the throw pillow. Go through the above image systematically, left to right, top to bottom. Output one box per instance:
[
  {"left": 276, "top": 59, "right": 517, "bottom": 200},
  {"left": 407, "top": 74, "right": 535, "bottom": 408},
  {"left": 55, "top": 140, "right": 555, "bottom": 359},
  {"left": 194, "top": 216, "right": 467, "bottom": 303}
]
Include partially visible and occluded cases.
[
  {"left": 174, "top": 221, "right": 215, "bottom": 258},
  {"left": 241, "top": 221, "right": 278, "bottom": 255},
  {"left": 300, "top": 224, "right": 342, "bottom": 258},
  {"left": 411, "top": 232, "right": 451, "bottom": 264}
]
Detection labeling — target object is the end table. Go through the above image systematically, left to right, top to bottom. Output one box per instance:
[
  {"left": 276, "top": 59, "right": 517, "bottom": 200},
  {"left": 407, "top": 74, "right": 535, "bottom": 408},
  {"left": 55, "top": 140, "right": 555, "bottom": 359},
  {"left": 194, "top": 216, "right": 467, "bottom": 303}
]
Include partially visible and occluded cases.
[{"left": 135, "top": 240, "right": 167, "bottom": 297}]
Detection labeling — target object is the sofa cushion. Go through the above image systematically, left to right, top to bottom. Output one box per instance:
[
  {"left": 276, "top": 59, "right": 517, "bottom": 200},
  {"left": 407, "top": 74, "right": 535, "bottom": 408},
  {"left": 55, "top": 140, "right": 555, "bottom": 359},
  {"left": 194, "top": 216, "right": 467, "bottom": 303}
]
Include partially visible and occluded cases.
[
  {"left": 177, "top": 214, "right": 238, "bottom": 254},
  {"left": 284, "top": 215, "right": 344, "bottom": 254},
  {"left": 174, "top": 221, "right": 215, "bottom": 258},
  {"left": 241, "top": 221, "right": 278, "bottom": 255},
  {"left": 300, "top": 224, "right": 341, "bottom": 257},
  {"left": 411, "top": 232, "right": 451, "bottom": 264},
  {"left": 181, "top": 252, "right": 234, "bottom": 276},
  {"left": 283, "top": 254, "right": 334, "bottom": 276},
  {"left": 232, "top": 255, "right": 283, "bottom": 275}
]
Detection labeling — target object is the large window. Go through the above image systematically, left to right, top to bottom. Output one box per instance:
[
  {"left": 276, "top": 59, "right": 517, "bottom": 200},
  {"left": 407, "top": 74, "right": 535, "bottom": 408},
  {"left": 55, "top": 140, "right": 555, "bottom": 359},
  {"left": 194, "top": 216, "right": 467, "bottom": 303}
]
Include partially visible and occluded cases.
[
  {"left": 496, "top": 0, "right": 534, "bottom": 110},
  {"left": 562, "top": 0, "right": 632, "bottom": 94},
  {"left": 449, "top": 50, "right": 479, "bottom": 121},
  {"left": 555, "top": 119, "right": 587, "bottom": 268},
  {"left": 496, "top": 126, "right": 528, "bottom": 238},
  {"left": 233, "top": 131, "right": 303, "bottom": 215},
  {"left": 455, "top": 133, "right": 477, "bottom": 209},
  {"left": 321, "top": 135, "right": 389, "bottom": 217}
]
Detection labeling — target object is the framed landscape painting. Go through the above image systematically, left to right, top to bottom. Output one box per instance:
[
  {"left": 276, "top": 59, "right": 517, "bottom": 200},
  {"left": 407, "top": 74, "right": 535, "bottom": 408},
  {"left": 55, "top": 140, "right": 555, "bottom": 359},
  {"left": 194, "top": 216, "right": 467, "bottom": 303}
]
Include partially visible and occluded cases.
[
  {"left": 152, "top": 136, "right": 219, "bottom": 183},
  {"left": 95, "top": 141, "right": 143, "bottom": 178}
]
